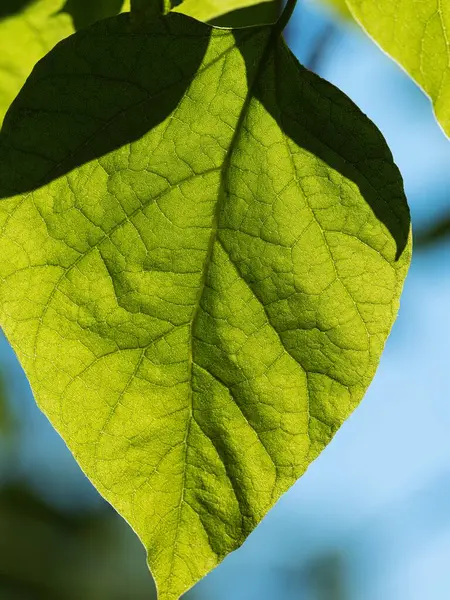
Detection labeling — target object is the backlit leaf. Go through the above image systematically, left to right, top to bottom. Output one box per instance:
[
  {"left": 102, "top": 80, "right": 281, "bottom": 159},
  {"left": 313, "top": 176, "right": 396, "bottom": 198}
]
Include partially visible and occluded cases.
[
  {"left": 0, "top": 0, "right": 127, "bottom": 125},
  {"left": 0, "top": 0, "right": 72, "bottom": 125},
  {"left": 174, "top": 0, "right": 275, "bottom": 22},
  {"left": 346, "top": 0, "right": 450, "bottom": 138},
  {"left": 207, "top": 1, "right": 281, "bottom": 27},
  {"left": 0, "top": 11, "right": 411, "bottom": 600}
]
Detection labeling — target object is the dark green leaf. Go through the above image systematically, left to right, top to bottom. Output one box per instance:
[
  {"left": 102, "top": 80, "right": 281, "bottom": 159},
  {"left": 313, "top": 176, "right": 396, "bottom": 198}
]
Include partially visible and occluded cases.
[
  {"left": 62, "top": 0, "right": 125, "bottom": 30},
  {"left": 346, "top": 0, "right": 450, "bottom": 138}
]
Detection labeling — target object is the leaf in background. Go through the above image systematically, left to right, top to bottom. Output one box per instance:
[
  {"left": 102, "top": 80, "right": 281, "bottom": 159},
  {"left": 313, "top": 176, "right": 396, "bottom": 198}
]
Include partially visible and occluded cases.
[
  {"left": 0, "top": 0, "right": 128, "bottom": 125},
  {"left": 0, "top": 0, "right": 72, "bottom": 125},
  {"left": 0, "top": 0, "right": 33, "bottom": 19},
  {"left": 62, "top": 0, "right": 124, "bottom": 30},
  {"left": 174, "top": 0, "right": 275, "bottom": 23},
  {"left": 346, "top": 0, "right": 450, "bottom": 138},
  {"left": 208, "top": 1, "right": 281, "bottom": 27},
  {"left": 0, "top": 11, "right": 411, "bottom": 600},
  {"left": 415, "top": 212, "right": 450, "bottom": 249}
]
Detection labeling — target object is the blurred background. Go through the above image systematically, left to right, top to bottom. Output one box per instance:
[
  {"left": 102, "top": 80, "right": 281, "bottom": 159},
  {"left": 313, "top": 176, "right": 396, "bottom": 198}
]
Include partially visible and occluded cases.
[{"left": 1, "top": 0, "right": 450, "bottom": 598}]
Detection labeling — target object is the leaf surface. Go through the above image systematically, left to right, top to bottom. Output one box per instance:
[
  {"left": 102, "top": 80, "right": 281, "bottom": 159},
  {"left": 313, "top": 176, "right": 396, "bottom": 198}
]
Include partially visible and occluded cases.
[
  {"left": 346, "top": 0, "right": 450, "bottom": 137},
  {"left": 0, "top": 12, "right": 411, "bottom": 600}
]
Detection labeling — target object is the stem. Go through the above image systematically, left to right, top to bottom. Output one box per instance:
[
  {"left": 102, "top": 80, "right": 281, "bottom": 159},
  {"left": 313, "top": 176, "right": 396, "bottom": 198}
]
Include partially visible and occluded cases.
[{"left": 276, "top": 0, "right": 298, "bottom": 34}]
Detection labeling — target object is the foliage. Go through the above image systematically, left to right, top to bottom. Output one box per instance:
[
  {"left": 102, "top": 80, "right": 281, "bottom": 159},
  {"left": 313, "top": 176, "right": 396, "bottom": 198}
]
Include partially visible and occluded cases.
[
  {"left": 0, "top": 0, "right": 131, "bottom": 125},
  {"left": 0, "top": 0, "right": 72, "bottom": 125},
  {"left": 0, "top": 0, "right": 33, "bottom": 19},
  {"left": 11, "top": 0, "right": 450, "bottom": 596},
  {"left": 62, "top": 0, "right": 125, "bottom": 29},
  {"left": 174, "top": 0, "right": 274, "bottom": 22},
  {"left": 346, "top": 0, "right": 450, "bottom": 138},
  {"left": 0, "top": 1, "right": 282, "bottom": 127},
  {"left": 207, "top": 1, "right": 281, "bottom": 27},
  {"left": 0, "top": 2, "right": 411, "bottom": 598}
]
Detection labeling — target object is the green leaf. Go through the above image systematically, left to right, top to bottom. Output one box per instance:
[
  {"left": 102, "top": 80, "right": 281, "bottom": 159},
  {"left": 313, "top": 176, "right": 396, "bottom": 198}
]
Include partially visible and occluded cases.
[
  {"left": 0, "top": 0, "right": 128, "bottom": 125},
  {"left": 0, "top": 0, "right": 73, "bottom": 125},
  {"left": 0, "top": 0, "right": 34, "bottom": 19},
  {"left": 62, "top": 0, "right": 125, "bottom": 30},
  {"left": 130, "top": 0, "right": 177, "bottom": 21},
  {"left": 174, "top": 0, "right": 274, "bottom": 22},
  {"left": 346, "top": 0, "right": 450, "bottom": 138},
  {"left": 208, "top": 1, "right": 282, "bottom": 27},
  {"left": 0, "top": 11, "right": 411, "bottom": 600}
]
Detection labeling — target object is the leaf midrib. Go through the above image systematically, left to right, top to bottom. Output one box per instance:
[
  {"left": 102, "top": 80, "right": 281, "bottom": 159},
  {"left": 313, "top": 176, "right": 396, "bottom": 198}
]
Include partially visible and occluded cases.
[{"left": 166, "top": 24, "right": 280, "bottom": 587}]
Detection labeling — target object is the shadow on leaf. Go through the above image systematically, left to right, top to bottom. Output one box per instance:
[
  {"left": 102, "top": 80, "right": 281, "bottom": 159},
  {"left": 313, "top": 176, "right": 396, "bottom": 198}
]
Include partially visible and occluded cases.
[
  {"left": 0, "top": 11, "right": 410, "bottom": 260},
  {"left": 0, "top": 13, "right": 209, "bottom": 198},
  {"left": 233, "top": 32, "right": 410, "bottom": 259}
]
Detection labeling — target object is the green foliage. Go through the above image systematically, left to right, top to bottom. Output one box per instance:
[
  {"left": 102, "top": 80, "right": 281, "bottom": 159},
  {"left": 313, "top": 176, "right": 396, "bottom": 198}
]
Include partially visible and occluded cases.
[
  {"left": 0, "top": 0, "right": 128, "bottom": 125},
  {"left": 0, "top": 0, "right": 72, "bottom": 125},
  {"left": 0, "top": 0, "right": 33, "bottom": 19},
  {"left": 0, "top": 0, "right": 278, "bottom": 128},
  {"left": 62, "top": 0, "right": 125, "bottom": 30},
  {"left": 130, "top": 0, "right": 176, "bottom": 20},
  {"left": 174, "top": 0, "right": 274, "bottom": 22},
  {"left": 346, "top": 0, "right": 450, "bottom": 138},
  {"left": 208, "top": 1, "right": 281, "bottom": 27},
  {"left": 0, "top": 7, "right": 410, "bottom": 599}
]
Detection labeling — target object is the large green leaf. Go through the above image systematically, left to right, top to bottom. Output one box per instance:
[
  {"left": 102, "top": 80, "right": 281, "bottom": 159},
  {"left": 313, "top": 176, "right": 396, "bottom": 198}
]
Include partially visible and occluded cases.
[
  {"left": 346, "top": 0, "right": 450, "bottom": 137},
  {"left": 0, "top": 11, "right": 410, "bottom": 600}
]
